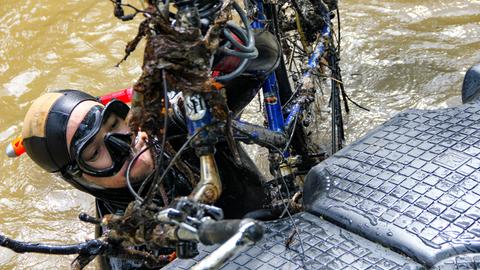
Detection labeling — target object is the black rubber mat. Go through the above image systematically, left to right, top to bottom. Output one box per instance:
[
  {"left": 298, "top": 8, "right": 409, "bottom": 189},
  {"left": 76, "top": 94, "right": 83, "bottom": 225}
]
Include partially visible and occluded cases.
[
  {"left": 304, "top": 102, "right": 480, "bottom": 267},
  {"left": 165, "top": 212, "right": 422, "bottom": 269},
  {"left": 432, "top": 254, "right": 480, "bottom": 269}
]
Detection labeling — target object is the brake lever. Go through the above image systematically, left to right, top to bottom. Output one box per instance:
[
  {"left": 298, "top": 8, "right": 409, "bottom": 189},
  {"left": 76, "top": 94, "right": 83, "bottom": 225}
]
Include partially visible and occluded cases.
[
  {"left": 202, "top": 204, "right": 224, "bottom": 220},
  {"left": 156, "top": 208, "right": 186, "bottom": 224}
]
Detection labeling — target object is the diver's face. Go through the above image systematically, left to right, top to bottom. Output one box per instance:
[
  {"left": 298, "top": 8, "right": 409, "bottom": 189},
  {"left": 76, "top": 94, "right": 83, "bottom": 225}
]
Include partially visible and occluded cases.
[{"left": 66, "top": 100, "right": 154, "bottom": 188}]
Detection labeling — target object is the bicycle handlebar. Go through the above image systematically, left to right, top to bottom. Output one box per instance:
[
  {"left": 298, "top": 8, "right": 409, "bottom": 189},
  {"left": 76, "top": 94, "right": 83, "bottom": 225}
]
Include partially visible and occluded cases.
[
  {"left": 156, "top": 205, "right": 264, "bottom": 268},
  {"left": 198, "top": 218, "right": 263, "bottom": 245},
  {"left": 193, "top": 219, "right": 264, "bottom": 270}
]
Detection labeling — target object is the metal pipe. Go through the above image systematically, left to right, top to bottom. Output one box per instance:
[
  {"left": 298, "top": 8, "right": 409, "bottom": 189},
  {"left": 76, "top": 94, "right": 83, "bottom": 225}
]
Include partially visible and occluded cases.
[
  {"left": 190, "top": 154, "right": 222, "bottom": 204},
  {"left": 192, "top": 220, "right": 263, "bottom": 270}
]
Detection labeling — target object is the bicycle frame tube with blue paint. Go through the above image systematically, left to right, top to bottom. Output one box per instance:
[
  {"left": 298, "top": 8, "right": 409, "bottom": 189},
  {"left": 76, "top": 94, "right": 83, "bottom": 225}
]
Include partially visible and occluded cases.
[
  {"left": 252, "top": 0, "right": 285, "bottom": 133},
  {"left": 253, "top": 0, "right": 332, "bottom": 137},
  {"left": 284, "top": 24, "right": 332, "bottom": 128},
  {"left": 184, "top": 93, "right": 213, "bottom": 137}
]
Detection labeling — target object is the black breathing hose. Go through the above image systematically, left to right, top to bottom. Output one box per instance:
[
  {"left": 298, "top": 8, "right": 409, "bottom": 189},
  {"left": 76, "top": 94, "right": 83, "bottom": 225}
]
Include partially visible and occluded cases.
[{"left": 215, "top": 1, "right": 258, "bottom": 82}]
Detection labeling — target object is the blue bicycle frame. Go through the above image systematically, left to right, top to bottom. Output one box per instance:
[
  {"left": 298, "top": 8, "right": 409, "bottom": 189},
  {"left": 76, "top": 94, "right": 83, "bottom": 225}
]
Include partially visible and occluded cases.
[
  {"left": 183, "top": 0, "right": 333, "bottom": 154},
  {"left": 252, "top": 0, "right": 332, "bottom": 142},
  {"left": 251, "top": 1, "right": 285, "bottom": 133}
]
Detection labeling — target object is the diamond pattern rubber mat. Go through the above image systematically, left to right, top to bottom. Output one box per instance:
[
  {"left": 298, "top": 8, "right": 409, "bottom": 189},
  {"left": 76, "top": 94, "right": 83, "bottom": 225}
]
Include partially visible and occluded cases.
[
  {"left": 304, "top": 102, "right": 480, "bottom": 267},
  {"left": 165, "top": 212, "right": 422, "bottom": 270}
]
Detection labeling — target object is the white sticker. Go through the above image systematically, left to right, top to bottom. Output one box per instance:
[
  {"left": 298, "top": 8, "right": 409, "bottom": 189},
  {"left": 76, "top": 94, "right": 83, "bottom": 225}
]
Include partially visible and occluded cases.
[{"left": 185, "top": 94, "right": 207, "bottom": 121}]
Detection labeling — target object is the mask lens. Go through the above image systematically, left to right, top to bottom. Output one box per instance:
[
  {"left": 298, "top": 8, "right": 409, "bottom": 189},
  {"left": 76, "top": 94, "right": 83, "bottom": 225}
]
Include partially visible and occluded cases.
[
  {"left": 70, "top": 100, "right": 131, "bottom": 177},
  {"left": 71, "top": 105, "right": 103, "bottom": 161}
]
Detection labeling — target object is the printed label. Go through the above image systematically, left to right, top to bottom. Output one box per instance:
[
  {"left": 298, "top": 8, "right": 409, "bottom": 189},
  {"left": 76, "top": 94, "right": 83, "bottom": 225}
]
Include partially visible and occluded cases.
[{"left": 185, "top": 94, "right": 207, "bottom": 121}]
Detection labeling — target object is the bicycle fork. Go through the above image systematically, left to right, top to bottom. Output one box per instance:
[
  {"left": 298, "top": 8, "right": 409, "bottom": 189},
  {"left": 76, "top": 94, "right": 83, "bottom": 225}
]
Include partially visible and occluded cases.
[{"left": 184, "top": 92, "right": 222, "bottom": 204}]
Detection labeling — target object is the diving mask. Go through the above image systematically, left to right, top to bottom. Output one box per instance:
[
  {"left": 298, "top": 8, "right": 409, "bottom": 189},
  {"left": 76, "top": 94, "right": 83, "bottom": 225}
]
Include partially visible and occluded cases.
[{"left": 69, "top": 100, "right": 131, "bottom": 177}]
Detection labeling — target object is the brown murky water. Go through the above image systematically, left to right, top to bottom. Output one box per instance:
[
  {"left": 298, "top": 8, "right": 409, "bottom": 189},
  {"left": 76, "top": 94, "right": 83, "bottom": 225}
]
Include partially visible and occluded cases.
[{"left": 0, "top": 0, "right": 479, "bottom": 268}]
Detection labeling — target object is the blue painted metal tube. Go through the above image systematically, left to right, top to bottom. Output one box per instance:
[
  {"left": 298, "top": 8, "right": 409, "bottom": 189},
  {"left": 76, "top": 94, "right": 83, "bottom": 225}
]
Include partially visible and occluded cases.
[
  {"left": 252, "top": 0, "right": 285, "bottom": 133},
  {"left": 253, "top": 0, "right": 266, "bottom": 28},
  {"left": 283, "top": 24, "right": 332, "bottom": 142},
  {"left": 305, "top": 24, "right": 331, "bottom": 77},
  {"left": 262, "top": 73, "right": 285, "bottom": 132},
  {"left": 184, "top": 93, "right": 213, "bottom": 137},
  {"left": 285, "top": 102, "right": 301, "bottom": 129},
  {"left": 186, "top": 112, "right": 212, "bottom": 136}
]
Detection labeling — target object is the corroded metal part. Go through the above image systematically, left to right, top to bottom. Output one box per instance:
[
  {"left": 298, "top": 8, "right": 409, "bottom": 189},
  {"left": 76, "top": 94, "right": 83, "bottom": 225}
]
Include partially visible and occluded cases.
[{"left": 190, "top": 154, "right": 222, "bottom": 204}]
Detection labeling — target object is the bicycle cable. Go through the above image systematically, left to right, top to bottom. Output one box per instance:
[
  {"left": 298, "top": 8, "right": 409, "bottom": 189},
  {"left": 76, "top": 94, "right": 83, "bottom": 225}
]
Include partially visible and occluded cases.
[
  {"left": 150, "top": 69, "right": 170, "bottom": 202},
  {"left": 142, "top": 124, "right": 211, "bottom": 206},
  {"left": 263, "top": 141, "right": 307, "bottom": 269},
  {"left": 126, "top": 142, "right": 156, "bottom": 202}
]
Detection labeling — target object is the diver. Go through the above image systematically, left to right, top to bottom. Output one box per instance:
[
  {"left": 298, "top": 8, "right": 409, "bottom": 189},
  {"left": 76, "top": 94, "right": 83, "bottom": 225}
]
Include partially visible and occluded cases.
[
  {"left": 20, "top": 86, "right": 276, "bottom": 268},
  {"left": 21, "top": 88, "right": 268, "bottom": 218}
]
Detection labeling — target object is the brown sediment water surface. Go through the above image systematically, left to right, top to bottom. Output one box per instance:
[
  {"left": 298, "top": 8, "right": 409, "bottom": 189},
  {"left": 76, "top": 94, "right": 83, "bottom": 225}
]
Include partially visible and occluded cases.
[{"left": 0, "top": 1, "right": 479, "bottom": 268}]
